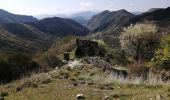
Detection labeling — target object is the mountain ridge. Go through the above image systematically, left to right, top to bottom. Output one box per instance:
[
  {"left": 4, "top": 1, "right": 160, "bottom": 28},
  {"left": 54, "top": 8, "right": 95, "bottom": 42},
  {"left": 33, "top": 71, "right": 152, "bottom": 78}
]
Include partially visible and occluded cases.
[
  {"left": 0, "top": 9, "right": 38, "bottom": 24},
  {"left": 87, "top": 9, "right": 134, "bottom": 33}
]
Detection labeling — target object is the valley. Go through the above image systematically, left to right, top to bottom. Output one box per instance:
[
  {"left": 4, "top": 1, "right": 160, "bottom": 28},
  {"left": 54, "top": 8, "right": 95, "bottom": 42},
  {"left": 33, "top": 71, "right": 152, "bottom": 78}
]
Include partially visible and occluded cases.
[{"left": 0, "top": 3, "right": 170, "bottom": 100}]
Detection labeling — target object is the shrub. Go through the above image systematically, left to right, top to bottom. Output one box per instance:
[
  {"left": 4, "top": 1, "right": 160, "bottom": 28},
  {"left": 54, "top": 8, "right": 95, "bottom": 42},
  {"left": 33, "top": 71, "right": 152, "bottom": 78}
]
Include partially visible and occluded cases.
[
  {"left": 149, "top": 34, "right": 170, "bottom": 70},
  {"left": 37, "top": 51, "right": 63, "bottom": 71},
  {"left": 0, "top": 53, "right": 39, "bottom": 83},
  {"left": 128, "top": 62, "right": 149, "bottom": 77},
  {"left": 57, "top": 69, "right": 69, "bottom": 79},
  {"left": 0, "top": 91, "right": 8, "bottom": 97}
]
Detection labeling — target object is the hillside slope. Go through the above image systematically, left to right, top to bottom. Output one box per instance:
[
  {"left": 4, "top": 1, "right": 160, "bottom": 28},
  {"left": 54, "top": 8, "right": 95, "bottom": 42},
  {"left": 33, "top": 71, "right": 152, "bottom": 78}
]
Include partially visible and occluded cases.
[
  {"left": 27, "top": 17, "right": 90, "bottom": 37},
  {"left": 0, "top": 23, "right": 56, "bottom": 53}
]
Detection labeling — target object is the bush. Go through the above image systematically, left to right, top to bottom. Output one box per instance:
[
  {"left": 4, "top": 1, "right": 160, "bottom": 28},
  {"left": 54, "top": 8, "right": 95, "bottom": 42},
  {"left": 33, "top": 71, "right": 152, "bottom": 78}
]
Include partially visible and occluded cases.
[
  {"left": 149, "top": 34, "right": 170, "bottom": 70},
  {"left": 37, "top": 51, "right": 63, "bottom": 71},
  {"left": 0, "top": 53, "right": 39, "bottom": 83}
]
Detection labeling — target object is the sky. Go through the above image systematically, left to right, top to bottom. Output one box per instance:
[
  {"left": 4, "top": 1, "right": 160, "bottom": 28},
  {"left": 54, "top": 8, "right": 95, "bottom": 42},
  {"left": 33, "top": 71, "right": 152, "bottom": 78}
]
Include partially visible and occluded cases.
[{"left": 0, "top": 0, "right": 169, "bottom": 15}]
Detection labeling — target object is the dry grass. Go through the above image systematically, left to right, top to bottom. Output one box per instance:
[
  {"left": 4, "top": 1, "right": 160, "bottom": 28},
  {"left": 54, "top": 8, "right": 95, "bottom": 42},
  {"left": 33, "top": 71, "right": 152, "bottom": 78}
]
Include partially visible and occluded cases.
[
  {"left": 0, "top": 64, "right": 170, "bottom": 100},
  {"left": 100, "top": 72, "right": 164, "bottom": 86}
]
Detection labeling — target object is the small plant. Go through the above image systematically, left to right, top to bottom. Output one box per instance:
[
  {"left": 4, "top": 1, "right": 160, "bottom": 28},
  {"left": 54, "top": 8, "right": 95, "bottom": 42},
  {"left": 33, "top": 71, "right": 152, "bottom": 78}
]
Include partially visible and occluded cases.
[
  {"left": 57, "top": 69, "right": 69, "bottom": 79},
  {"left": 41, "top": 78, "right": 52, "bottom": 84},
  {"left": 16, "top": 81, "right": 38, "bottom": 91},
  {"left": 168, "top": 87, "right": 170, "bottom": 92},
  {"left": 0, "top": 91, "right": 8, "bottom": 97},
  {"left": 106, "top": 92, "right": 128, "bottom": 100}
]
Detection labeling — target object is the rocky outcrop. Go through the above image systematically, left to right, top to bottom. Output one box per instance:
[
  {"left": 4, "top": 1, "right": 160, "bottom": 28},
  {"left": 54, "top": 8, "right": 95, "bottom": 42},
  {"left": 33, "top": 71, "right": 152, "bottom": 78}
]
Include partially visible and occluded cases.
[{"left": 83, "top": 57, "right": 129, "bottom": 77}]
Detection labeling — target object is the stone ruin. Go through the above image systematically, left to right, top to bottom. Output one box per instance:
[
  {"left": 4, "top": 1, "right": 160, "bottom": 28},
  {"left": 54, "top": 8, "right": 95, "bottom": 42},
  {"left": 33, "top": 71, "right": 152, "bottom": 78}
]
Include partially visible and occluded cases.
[
  {"left": 62, "top": 38, "right": 128, "bottom": 77},
  {"left": 63, "top": 38, "right": 112, "bottom": 61},
  {"left": 75, "top": 38, "right": 105, "bottom": 58}
]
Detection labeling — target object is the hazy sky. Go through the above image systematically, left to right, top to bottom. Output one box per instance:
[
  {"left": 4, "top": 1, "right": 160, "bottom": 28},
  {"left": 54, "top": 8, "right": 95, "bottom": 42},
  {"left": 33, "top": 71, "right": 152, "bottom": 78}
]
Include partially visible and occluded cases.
[{"left": 0, "top": 0, "right": 169, "bottom": 15}]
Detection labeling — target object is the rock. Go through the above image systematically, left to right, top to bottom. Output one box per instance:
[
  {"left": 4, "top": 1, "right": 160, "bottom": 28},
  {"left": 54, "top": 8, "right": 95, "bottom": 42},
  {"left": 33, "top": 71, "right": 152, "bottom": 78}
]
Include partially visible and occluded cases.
[
  {"left": 68, "top": 60, "right": 83, "bottom": 69},
  {"left": 68, "top": 84, "right": 74, "bottom": 88},
  {"left": 76, "top": 94, "right": 85, "bottom": 100},
  {"left": 156, "top": 95, "right": 163, "bottom": 100},
  {"left": 104, "top": 96, "right": 109, "bottom": 100},
  {"left": 148, "top": 98, "right": 153, "bottom": 100}
]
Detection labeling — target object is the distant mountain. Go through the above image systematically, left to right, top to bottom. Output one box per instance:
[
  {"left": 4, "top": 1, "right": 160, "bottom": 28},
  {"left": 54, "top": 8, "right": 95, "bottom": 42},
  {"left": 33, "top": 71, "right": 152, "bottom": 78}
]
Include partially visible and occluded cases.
[
  {"left": 0, "top": 9, "right": 38, "bottom": 24},
  {"left": 87, "top": 9, "right": 134, "bottom": 33},
  {"left": 35, "top": 11, "right": 98, "bottom": 26},
  {"left": 70, "top": 11, "right": 99, "bottom": 20},
  {"left": 70, "top": 11, "right": 98, "bottom": 26},
  {"left": 131, "top": 11, "right": 143, "bottom": 15},
  {"left": 35, "top": 14, "right": 68, "bottom": 19},
  {"left": 71, "top": 16, "right": 88, "bottom": 26},
  {"left": 27, "top": 17, "right": 90, "bottom": 37},
  {"left": 0, "top": 23, "right": 56, "bottom": 53}
]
